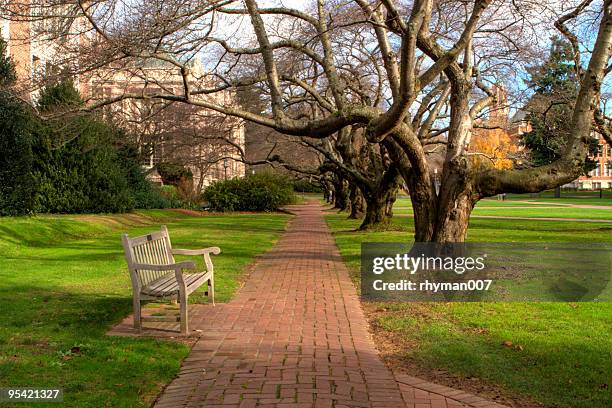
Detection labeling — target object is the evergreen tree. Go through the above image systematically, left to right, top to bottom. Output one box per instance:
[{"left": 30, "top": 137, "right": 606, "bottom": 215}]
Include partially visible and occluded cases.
[
  {"left": 0, "top": 33, "right": 16, "bottom": 87},
  {"left": 0, "top": 35, "right": 37, "bottom": 215},
  {"left": 521, "top": 37, "right": 597, "bottom": 170},
  {"left": 32, "top": 81, "right": 135, "bottom": 213}
]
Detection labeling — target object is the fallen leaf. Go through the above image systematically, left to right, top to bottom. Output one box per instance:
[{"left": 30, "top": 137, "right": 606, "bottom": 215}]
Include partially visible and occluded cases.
[{"left": 502, "top": 340, "right": 513, "bottom": 347}]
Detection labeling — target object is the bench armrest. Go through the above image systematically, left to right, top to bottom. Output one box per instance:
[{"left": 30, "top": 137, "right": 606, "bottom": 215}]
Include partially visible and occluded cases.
[
  {"left": 172, "top": 247, "right": 221, "bottom": 256},
  {"left": 172, "top": 247, "right": 220, "bottom": 274},
  {"left": 132, "top": 261, "right": 196, "bottom": 271}
]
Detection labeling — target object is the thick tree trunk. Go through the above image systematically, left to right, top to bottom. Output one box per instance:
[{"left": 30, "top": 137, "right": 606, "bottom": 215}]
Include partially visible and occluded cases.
[
  {"left": 409, "top": 164, "right": 478, "bottom": 243},
  {"left": 359, "top": 176, "right": 400, "bottom": 230},
  {"left": 348, "top": 185, "right": 365, "bottom": 219},
  {"left": 431, "top": 191, "right": 476, "bottom": 242},
  {"left": 411, "top": 193, "right": 476, "bottom": 242},
  {"left": 360, "top": 195, "right": 389, "bottom": 230}
]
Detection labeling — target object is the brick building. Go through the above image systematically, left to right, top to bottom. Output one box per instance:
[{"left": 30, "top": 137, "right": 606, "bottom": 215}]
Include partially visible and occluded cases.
[
  {"left": 1, "top": 8, "right": 245, "bottom": 191},
  {"left": 90, "top": 58, "right": 246, "bottom": 190},
  {"left": 567, "top": 134, "right": 612, "bottom": 189}
]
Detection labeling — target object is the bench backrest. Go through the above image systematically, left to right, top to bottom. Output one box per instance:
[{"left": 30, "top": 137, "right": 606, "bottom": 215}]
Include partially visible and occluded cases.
[{"left": 122, "top": 225, "right": 176, "bottom": 289}]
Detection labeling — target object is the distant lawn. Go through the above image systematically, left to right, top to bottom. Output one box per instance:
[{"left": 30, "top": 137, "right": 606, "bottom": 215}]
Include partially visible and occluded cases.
[
  {"left": 506, "top": 190, "right": 612, "bottom": 201},
  {"left": 396, "top": 195, "right": 612, "bottom": 207},
  {"left": 393, "top": 197, "right": 612, "bottom": 219},
  {"left": 394, "top": 206, "right": 612, "bottom": 220},
  {"left": 471, "top": 207, "right": 611, "bottom": 220},
  {"left": 0, "top": 210, "right": 289, "bottom": 407},
  {"left": 326, "top": 214, "right": 612, "bottom": 408}
]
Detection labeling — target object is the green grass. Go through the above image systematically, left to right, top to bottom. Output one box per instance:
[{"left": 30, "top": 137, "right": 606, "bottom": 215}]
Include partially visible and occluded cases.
[
  {"left": 505, "top": 190, "right": 612, "bottom": 201},
  {"left": 395, "top": 196, "right": 612, "bottom": 207},
  {"left": 393, "top": 197, "right": 612, "bottom": 219},
  {"left": 394, "top": 206, "right": 612, "bottom": 220},
  {"left": 471, "top": 207, "right": 611, "bottom": 220},
  {"left": 0, "top": 210, "right": 289, "bottom": 407},
  {"left": 326, "top": 214, "right": 612, "bottom": 408}
]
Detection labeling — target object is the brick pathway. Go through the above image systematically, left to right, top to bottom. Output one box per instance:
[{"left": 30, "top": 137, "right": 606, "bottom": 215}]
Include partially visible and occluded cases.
[{"left": 111, "top": 202, "right": 508, "bottom": 408}]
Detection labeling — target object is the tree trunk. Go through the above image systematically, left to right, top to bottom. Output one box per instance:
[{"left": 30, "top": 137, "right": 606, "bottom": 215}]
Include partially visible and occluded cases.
[
  {"left": 409, "top": 164, "right": 478, "bottom": 243},
  {"left": 332, "top": 177, "right": 350, "bottom": 211},
  {"left": 359, "top": 178, "right": 400, "bottom": 230},
  {"left": 321, "top": 179, "right": 333, "bottom": 203},
  {"left": 348, "top": 185, "right": 365, "bottom": 219},
  {"left": 384, "top": 187, "right": 398, "bottom": 218},
  {"left": 431, "top": 191, "right": 476, "bottom": 242},
  {"left": 411, "top": 192, "right": 476, "bottom": 242},
  {"left": 360, "top": 194, "right": 389, "bottom": 230}
]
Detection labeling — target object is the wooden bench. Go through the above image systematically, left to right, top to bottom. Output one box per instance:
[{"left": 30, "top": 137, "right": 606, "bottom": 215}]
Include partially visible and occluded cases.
[{"left": 121, "top": 225, "right": 219, "bottom": 335}]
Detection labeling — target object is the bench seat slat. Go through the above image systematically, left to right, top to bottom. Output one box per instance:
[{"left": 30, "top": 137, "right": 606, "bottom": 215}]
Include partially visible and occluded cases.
[
  {"left": 141, "top": 272, "right": 211, "bottom": 297},
  {"left": 142, "top": 273, "right": 175, "bottom": 296}
]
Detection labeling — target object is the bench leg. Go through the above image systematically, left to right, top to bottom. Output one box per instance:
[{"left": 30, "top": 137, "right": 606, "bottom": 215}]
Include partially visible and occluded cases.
[
  {"left": 208, "top": 276, "right": 215, "bottom": 306},
  {"left": 179, "top": 292, "right": 189, "bottom": 335},
  {"left": 133, "top": 295, "right": 142, "bottom": 332}
]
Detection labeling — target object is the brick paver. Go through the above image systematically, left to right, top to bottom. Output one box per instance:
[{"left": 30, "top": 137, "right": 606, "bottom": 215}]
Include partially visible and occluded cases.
[{"left": 111, "top": 202, "right": 508, "bottom": 408}]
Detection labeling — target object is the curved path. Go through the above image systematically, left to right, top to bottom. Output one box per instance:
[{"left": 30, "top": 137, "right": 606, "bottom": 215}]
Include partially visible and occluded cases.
[{"left": 114, "top": 202, "right": 508, "bottom": 408}]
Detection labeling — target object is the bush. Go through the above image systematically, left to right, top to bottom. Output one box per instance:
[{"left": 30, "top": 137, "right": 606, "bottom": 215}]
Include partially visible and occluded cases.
[
  {"left": 0, "top": 78, "right": 171, "bottom": 215},
  {"left": 30, "top": 81, "right": 168, "bottom": 214},
  {"left": 31, "top": 84, "right": 134, "bottom": 213},
  {"left": 31, "top": 117, "right": 135, "bottom": 213},
  {"left": 117, "top": 145, "right": 171, "bottom": 209},
  {"left": 157, "top": 162, "right": 193, "bottom": 186},
  {"left": 203, "top": 172, "right": 296, "bottom": 212},
  {"left": 293, "top": 178, "right": 322, "bottom": 193},
  {"left": 158, "top": 185, "right": 186, "bottom": 207}
]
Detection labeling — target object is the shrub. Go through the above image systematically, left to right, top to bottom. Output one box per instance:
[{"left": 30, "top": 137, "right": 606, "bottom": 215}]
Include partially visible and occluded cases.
[
  {"left": 0, "top": 78, "right": 172, "bottom": 215},
  {"left": 30, "top": 81, "right": 168, "bottom": 214},
  {"left": 31, "top": 84, "right": 132, "bottom": 214},
  {"left": 31, "top": 116, "right": 136, "bottom": 213},
  {"left": 117, "top": 145, "right": 170, "bottom": 209},
  {"left": 157, "top": 162, "right": 193, "bottom": 186},
  {"left": 203, "top": 172, "right": 296, "bottom": 212},
  {"left": 293, "top": 178, "right": 322, "bottom": 193},
  {"left": 158, "top": 185, "right": 185, "bottom": 207}
]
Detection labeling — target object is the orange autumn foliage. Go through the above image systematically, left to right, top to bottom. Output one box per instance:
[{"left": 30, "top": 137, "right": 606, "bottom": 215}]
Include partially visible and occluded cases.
[{"left": 470, "top": 128, "right": 517, "bottom": 169}]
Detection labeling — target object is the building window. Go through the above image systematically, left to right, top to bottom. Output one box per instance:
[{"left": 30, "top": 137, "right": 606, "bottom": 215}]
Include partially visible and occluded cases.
[{"left": 595, "top": 163, "right": 601, "bottom": 177}]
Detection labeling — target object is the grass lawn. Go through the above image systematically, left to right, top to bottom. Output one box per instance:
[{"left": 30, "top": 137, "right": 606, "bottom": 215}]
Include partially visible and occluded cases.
[
  {"left": 505, "top": 190, "right": 612, "bottom": 201},
  {"left": 394, "top": 197, "right": 612, "bottom": 220},
  {"left": 470, "top": 207, "right": 612, "bottom": 220},
  {"left": 0, "top": 210, "right": 289, "bottom": 407},
  {"left": 326, "top": 213, "right": 612, "bottom": 408}
]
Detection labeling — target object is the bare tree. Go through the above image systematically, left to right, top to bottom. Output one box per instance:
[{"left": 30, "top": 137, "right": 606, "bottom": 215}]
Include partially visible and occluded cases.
[{"left": 4, "top": 0, "right": 610, "bottom": 242}]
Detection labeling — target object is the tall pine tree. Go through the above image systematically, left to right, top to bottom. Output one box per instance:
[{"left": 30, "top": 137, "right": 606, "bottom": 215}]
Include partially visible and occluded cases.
[{"left": 521, "top": 37, "right": 597, "bottom": 170}]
